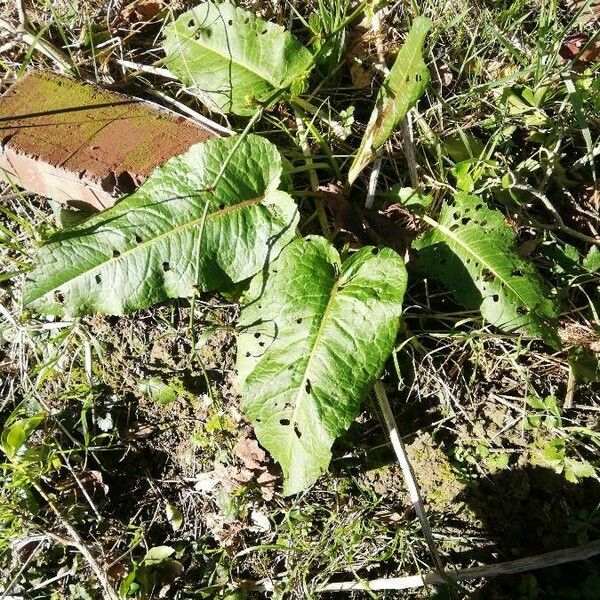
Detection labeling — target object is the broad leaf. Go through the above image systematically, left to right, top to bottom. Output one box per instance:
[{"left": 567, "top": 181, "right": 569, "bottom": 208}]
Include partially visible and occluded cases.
[
  {"left": 163, "top": 2, "right": 314, "bottom": 115},
  {"left": 349, "top": 16, "right": 431, "bottom": 183},
  {"left": 24, "top": 135, "right": 298, "bottom": 316},
  {"left": 414, "top": 193, "right": 560, "bottom": 347},
  {"left": 237, "top": 236, "right": 407, "bottom": 495},
  {"left": 1, "top": 414, "right": 45, "bottom": 460}
]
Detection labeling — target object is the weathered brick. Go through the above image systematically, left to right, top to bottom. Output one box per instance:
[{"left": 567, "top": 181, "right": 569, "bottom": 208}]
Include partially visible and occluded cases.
[{"left": 0, "top": 71, "right": 215, "bottom": 211}]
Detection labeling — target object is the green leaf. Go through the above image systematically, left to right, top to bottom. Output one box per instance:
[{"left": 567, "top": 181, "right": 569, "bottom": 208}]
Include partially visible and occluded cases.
[
  {"left": 163, "top": 2, "right": 314, "bottom": 116},
  {"left": 348, "top": 16, "right": 431, "bottom": 183},
  {"left": 24, "top": 135, "right": 298, "bottom": 316},
  {"left": 389, "top": 185, "right": 433, "bottom": 214},
  {"left": 414, "top": 193, "right": 560, "bottom": 347},
  {"left": 237, "top": 236, "right": 407, "bottom": 494},
  {"left": 583, "top": 246, "right": 600, "bottom": 273},
  {"left": 569, "top": 346, "right": 600, "bottom": 383},
  {"left": 138, "top": 378, "right": 178, "bottom": 406},
  {"left": 1, "top": 414, "right": 45, "bottom": 460},
  {"left": 564, "top": 458, "right": 597, "bottom": 483},
  {"left": 165, "top": 501, "right": 183, "bottom": 532},
  {"left": 142, "top": 546, "right": 175, "bottom": 567}
]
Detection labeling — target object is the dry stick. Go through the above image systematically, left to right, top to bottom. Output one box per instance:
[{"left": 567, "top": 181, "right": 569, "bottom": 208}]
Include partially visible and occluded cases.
[
  {"left": 364, "top": 6, "right": 388, "bottom": 210},
  {"left": 0, "top": 17, "right": 74, "bottom": 73},
  {"left": 114, "top": 57, "right": 175, "bottom": 80},
  {"left": 113, "top": 58, "right": 234, "bottom": 136},
  {"left": 373, "top": 80, "right": 445, "bottom": 573},
  {"left": 143, "top": 87, "right": 234, "bottom": 137},
  {"left": 401, "top": 111, "right": 420, "bottom": 190},
  {"left": 295, "top": 115, "right": 330, "bottom": 237},
  {"left": 365, "top": 156, "right": 383, "bottom": 209},
  {"left": 510, "top": 182, "right": 600, "bottom": 246},
  {"left": 564, "top": 365, "right": 576, "bottom": 410},
  {"left": 373, "top": 381, "right": 445, "bottom": 573},
  {"left": 8, "top": 460, "right": 119, "bottom": 600},
  {"left": 32, "top": 479, "right": 119, "bottom": 600},
  {"left": 319, "top": 539, "right": 600, "bottom": 592},
  {"left": 0, "top": 540, "right": 44, "bottom": 600}
]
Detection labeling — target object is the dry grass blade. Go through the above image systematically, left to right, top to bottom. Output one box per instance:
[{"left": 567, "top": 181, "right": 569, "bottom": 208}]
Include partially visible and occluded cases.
[
  {"left": 0, "top": 16, "right": 74, "bottom": 73},
  {"left": 373, "top": 381, "right": 445, "bottom": 573}
]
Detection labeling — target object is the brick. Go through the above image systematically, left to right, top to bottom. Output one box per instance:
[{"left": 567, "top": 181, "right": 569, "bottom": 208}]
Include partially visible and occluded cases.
[{"left": 0, "top": 71, "right": 215, "bottom": 211}]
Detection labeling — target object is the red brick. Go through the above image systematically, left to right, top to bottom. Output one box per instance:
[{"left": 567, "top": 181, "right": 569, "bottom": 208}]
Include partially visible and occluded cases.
[{"left": 0, "top": 71, "right": 215, "bottom": 211}]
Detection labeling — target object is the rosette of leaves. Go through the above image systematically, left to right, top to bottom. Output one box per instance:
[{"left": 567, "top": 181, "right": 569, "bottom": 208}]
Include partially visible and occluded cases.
[
  {"left": 163, "top": 2, "right": 314, "bottom": 115},
  {"left": 24, "top": 135, "right": 298, "bottom": 316},
  {"left": 414, "top": 193, "right": 560, "bottom": 347},
  {"left": 237, "top": 236, "right": 407, "bottom": 494}
]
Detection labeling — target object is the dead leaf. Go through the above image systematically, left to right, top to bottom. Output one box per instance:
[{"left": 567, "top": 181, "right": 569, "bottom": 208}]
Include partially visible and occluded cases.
[
  {"left": 120, "top": 0, "right": 167, "bottom": 24},
  {"left": 565, "top": 0, "right": 600, "bottom": 26},
  {"left": 345, "top": 16, "right": 398, "bottom": 89},
  {"left": 560, "top": 32, "right": 600, "bottom": 66},
  {"left": 316, "top": 183, "right": 363, "bottom": 245},
  {"left": 320, "top": 186, "right": 418, "bottom": 254},
  {"left": 364, "top": 203, "right": 421, "bottom": 253},
  {"left": 518, "top": 238, "right": 542, "bottom": 258},
  {"left": 195, "top": 431, "right": 278, "bottom": 501},
  {"left": 233, "top": 437, "right": 267, "bottom": 471},
  {"left": 53, "top": 469, "right": 108, "bottom": 499},
  {"left": 255, "top": 470, "right": 277, "bottom": 501},
  {"left": 250, "top": 509, "right": 271, "bottom": 532},
  {"left": 205, "top": 512, "right": 244, "bottom": 549}
]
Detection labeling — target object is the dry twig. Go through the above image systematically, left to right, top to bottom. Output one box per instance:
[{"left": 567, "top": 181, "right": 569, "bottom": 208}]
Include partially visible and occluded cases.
[{"left": 318, "top": 539, "right": 600, "bottom": 592}]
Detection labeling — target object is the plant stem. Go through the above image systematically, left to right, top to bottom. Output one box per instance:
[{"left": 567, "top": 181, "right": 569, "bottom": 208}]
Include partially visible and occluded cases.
[{"left": 373, "top": 380, "right": 445, "bottom": 573}]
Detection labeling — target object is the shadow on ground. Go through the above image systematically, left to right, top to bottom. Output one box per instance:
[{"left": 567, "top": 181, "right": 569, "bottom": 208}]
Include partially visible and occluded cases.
[{"left": 441, "top": 465, "right": 600, "bottom": 599}]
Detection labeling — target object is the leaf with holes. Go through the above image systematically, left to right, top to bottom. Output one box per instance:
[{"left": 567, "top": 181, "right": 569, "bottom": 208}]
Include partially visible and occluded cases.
[
  {"left": 163, "top": 2, "right": 314, "bottom": 116},
  {"left": 348, "top": 16, "right": 431, "bottom": 184},
  {"left": 24, "top": 135, "right": 298, "bottom": 316},
  {"left": 413, "top": 193, "right": 560, "bottom": 347},
  {"left": 237, "top": 236, "right": 407, "bottom": 495}
]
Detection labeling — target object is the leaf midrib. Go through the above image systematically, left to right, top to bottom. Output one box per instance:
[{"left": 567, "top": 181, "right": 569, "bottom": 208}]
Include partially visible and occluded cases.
[
  {"left": 170, "top": 17, "right": 293, "bottom": 90},
  {"left": 372, "top": 20, "right": 429, "bottom": 144},
  {"left": 33, "top": 195, "right": 266, "bottom": 300},
  {"left": 431, "top": 216, "right": 538, "bottom": 316},
  {"left": 285, "top": 273, "right": 341, "bottom": 469}
]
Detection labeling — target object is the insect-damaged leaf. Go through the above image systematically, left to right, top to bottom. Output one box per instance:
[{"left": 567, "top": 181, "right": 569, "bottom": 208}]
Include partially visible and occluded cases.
[
  {"left": 163, "top": 2, "right": 314, "bottom": 116},
  {"left": 349, "top": 16, "right": 431, "bottom": 184},
  {"left": 24, "top": 135, "right": 298, "bottom": 316},
  {"left": 414, "top": 193, "right": 560, "bottom": 347},
  {"left": 237, "top": 237, "right": 407, "bottom": 495}
]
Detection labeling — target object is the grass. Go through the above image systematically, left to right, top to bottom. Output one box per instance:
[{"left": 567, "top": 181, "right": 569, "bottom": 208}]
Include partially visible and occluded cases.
[{"left": 0, "top": 0, "right": 599, "bottom": 598}]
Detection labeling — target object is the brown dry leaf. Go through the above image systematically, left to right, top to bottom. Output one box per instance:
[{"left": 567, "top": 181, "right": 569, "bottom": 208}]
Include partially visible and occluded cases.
[
  {"left": 120, "top": 0, "right": 167, "bottom": 24},
  {"left": 561, "top": 0, "right": 600, "bottom": 64},
  {"left": 565, "top": 0, "right": 600, "bottom": 26},
  {"left": 345, "top": 15, "right": 397, "bottom": 88},
  {"left": 346, "top": 17, "right": 377, "bottom": 89},
  {"left": 560, "top": 32, "right": 600, "bottom": 65},
  {"left": 317, "top": 183, "right": 363, "bottom": 245},
  {"left": 320, "top": 186, "right": 417, "bottom": 254},
  {"left": 365, "top": 203, "right": 421, "bottom": 253},
  {"left": 196, "top": 431, "right": 278, "bottom": 501},
  {"left": 233, "top": 432, "right": 278, "bottom": 500},
  {"left": 233, "top": 436, "right": 267, "bottom": 471},
  {"left": 53, "top": 469, "right": 108, "bottom": 499},
  {"left": 255, "top": 470, "right": 277, "bottom": 501},
  {"left": 205, "top": 512, "right": 244, "bottom": 549}
]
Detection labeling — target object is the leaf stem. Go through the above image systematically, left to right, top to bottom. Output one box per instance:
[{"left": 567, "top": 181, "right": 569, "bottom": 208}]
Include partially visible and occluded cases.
[{"left": 210, "top": 106, "right": 265, "bottom": 189}]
